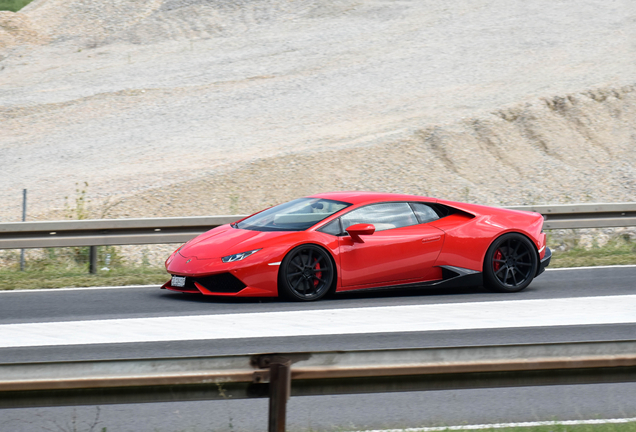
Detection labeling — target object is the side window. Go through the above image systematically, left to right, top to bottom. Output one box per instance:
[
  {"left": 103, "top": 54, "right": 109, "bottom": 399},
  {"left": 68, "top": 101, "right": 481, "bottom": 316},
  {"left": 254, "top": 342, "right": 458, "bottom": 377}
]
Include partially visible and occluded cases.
[
  {"left": 411, "top": 202, "right": 440, "bottom": 223},
  {"left": 341, "top": 203, "right": 418, "bottom": 232},
  {"left": 318, "top": 218, "right": 342, "bottom": 236}
]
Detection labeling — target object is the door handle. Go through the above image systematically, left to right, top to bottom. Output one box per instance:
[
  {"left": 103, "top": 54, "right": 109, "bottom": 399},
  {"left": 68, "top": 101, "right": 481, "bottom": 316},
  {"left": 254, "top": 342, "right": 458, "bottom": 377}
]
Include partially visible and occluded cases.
[{"left": 422, "top": 236, "right": 441, "bottom": 243}]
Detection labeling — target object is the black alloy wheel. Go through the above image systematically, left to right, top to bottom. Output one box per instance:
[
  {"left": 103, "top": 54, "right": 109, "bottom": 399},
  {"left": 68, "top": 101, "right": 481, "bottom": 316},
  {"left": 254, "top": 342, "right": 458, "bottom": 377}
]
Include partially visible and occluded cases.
[
  {"left": 483, "top": 233, "right": 538, "bottom": 293},
  {"left": 279, "top": 244, "right": 335, "bottom": 301}
]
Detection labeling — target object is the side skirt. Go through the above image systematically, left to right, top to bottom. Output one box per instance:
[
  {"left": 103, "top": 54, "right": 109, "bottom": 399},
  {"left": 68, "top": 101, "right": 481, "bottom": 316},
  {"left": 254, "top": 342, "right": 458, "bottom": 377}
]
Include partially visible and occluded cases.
[{"left": 338, "top": 266, "right": 483, "bottom": 293}]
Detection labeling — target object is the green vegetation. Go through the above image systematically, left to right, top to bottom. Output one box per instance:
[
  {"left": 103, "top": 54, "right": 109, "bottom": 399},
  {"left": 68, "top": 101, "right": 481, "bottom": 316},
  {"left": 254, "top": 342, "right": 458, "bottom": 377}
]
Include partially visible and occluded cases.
[
  {"left": 0, "top": 0, "right": 33, "bottom": 12},
  {"left": 0, "top": 182, "right": 162, "bottom": 290},
  {"left": 549, "top": 233, "right": 636, "bottom": 268},
  {"left": 0, "top": 246, "right": 168, "bottom": 290},
  {"left": 0, "top": 264, "right": 168, "bottom": 290},
  {"left": 421, "top": 420, "right": 636, "bottom": 432}
]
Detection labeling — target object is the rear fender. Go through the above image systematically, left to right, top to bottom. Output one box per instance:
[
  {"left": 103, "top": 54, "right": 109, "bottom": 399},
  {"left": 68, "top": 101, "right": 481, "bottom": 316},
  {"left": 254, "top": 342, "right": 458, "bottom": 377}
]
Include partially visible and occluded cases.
[{"left": 431, "top": 212, "right": 544, "bottom": 271}]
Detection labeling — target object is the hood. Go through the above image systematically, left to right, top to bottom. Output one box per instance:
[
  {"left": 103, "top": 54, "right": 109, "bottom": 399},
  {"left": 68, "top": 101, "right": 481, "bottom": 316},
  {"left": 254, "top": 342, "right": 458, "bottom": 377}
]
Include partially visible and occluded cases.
[{"left": 178, "top": 225, "right": 291, "bottom": 260}]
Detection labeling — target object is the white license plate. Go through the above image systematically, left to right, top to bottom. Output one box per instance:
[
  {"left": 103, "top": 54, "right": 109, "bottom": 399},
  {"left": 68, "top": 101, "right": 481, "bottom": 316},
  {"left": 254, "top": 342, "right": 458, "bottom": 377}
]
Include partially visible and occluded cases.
[{"left": 171, "top": 276, "right": 186, "bottom": 287}]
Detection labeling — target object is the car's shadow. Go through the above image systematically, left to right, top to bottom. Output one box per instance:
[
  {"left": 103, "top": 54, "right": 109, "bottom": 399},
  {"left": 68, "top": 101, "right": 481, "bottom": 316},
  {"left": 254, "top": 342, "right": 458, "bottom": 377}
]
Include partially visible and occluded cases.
[
  {"left": 156, "top": 284, "right": 494, "bottom": 305},
  {"left": 331, "top": 284, "right": 492, "bottom": 301}
]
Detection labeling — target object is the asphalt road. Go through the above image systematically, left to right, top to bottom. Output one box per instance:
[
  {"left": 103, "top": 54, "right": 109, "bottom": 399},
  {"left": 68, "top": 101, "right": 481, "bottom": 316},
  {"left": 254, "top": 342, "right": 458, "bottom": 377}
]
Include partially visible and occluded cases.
[
  {"left": 0, "top": 266, "right": 634, "bottom": 431},
  {"left": 1, "top": 266, "right": 635, "bottom": 363},
  {"left": 3, "top": 266, "right": 636, "bottom": 325}
]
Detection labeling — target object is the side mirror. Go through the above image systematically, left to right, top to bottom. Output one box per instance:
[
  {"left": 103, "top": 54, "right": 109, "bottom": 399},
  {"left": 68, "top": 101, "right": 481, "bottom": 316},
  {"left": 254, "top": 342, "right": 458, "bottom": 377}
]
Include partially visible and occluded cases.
[{"left": 345, "top": 223, "right": 375, "bottom": 242}]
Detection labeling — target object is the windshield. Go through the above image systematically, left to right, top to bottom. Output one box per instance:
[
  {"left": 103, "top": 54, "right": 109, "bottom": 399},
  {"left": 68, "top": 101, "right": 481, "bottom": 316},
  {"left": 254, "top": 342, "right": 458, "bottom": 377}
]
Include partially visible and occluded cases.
[{"left": 236, "top": 198, "right": 351, "bottom": 231}]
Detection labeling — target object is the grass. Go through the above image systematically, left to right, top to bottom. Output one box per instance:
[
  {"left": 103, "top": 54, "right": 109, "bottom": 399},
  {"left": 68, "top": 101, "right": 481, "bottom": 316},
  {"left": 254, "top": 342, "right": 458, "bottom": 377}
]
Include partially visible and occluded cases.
[
  {"left": 0, "top": 0, "right": 33, "bottom": 12},
  {"left": 0, "top": 185, "right": 174, "bottom": 291},
  {"left": 549, "top": 235, "right": 636, "bottom": 268},
  {"left": 0, "top": 246, "right": 169, "bottom": 290},
  {"left": 0, "top": 265, "right": 169, "bottom": 290},
  {"left": 390, "top": 420, "right": 636, "bottom": 432}
]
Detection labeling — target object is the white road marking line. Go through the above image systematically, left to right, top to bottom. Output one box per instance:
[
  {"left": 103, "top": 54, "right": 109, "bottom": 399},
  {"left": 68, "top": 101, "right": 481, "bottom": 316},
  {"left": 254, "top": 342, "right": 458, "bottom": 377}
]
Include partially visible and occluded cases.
[
  {"left": 0, "top": 264, "right": 634, "bottom": 293},
  {"left": 547, "top": 264, "right": 636, "bottom": 271},
  {"left": 0, "top": 285, "right": 160, "bottom": 293},
  {"left": 1, "top": 295, "right": 635, "bottom": 348},
  {"left": 349, "top": 417, "right": 636, "bottom": 432}
]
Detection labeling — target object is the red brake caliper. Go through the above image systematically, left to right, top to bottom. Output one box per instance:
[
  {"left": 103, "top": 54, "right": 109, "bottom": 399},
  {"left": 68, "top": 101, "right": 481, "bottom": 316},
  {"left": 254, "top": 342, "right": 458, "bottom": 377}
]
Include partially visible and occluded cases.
[
  {"left": 494, "top": 250, "right": 502, "bottom": 272},
  {"left": 314, "top": 260, "right": 321, "bottom": 287}
]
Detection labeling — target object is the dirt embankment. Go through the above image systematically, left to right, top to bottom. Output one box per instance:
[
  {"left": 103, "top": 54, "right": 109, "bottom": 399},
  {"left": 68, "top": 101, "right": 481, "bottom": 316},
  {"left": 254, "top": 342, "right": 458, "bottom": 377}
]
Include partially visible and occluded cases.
[
  {"left": 0, "top": 0, "right": 634, "bottom": 223},
  {"left": 7, "top": 0, "right": 361, "bottom": 47},
  {"left": 0, "top": 11, "right": 49, "bottom": 49},
  {"left": 105, "top": 84, "right": 636, "bottom": 219}
]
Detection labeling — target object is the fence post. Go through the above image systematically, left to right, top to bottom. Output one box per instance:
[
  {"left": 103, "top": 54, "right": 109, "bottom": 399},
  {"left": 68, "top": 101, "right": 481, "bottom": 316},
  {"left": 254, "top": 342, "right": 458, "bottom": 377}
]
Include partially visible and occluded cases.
[
  {"left": 20, "top": 189, "right": 27, "bottom": 271},
  {"left": 89, "top": 246, "right": 97, "bottom": 274},
  {"left": 255, "top": 355, "right": 292, "bottom": 432},
  {"left": 269, "top": 359, "right": 291, "bottom": 432}
]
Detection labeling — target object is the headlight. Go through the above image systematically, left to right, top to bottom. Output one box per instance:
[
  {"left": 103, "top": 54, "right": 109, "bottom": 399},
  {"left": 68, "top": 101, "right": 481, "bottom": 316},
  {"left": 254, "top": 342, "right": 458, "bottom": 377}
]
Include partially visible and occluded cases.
[{"left": 222, "top": 249, "right": 261, "bottom": 263}]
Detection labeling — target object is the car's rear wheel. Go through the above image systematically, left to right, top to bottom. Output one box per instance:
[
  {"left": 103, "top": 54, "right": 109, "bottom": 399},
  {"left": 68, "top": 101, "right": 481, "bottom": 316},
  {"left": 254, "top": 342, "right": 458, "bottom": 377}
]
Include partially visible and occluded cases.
[
  {"left": 483, "top": 233, "right": 538, "bottom": 293},
  {"left": 279, "top": 244, "right": 334, "bottom": 301}
]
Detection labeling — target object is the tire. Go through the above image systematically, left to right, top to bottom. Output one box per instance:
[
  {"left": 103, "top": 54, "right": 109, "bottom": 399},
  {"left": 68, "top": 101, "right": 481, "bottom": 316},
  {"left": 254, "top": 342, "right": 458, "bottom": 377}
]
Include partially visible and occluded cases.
[
  {"left": 483, "top": 233, "right": 538, "bottom": 293},
  {"left": 278, "top": 244, "right": 335, "bottom": 301}
]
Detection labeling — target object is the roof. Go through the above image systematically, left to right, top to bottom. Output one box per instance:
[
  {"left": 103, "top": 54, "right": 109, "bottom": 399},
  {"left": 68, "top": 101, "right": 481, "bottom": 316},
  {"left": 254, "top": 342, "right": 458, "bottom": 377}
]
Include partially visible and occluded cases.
[{"left": 310, "top": 191, "right": 437, "bottom": 205}]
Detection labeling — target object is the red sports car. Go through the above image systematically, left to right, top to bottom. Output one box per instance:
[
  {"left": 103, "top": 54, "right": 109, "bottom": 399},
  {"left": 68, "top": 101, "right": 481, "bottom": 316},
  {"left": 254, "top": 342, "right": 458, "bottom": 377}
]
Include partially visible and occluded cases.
[{"left": 162, "top": 192, "right": 551, "bottom": 301}]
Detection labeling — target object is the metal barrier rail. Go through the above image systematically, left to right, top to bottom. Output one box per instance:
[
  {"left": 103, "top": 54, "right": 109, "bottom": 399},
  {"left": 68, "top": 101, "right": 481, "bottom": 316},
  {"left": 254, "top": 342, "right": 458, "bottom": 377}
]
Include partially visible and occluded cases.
[
  {"left": 0, "top": 203, "right": 635, "bottom": 251},
  {"left": 508, "top": 203, "right": 636, "bottom": 229},
  {"left": 0, "top": 215, "right": 245, "bottom": 249},
  {"left": 1, "top": 340, "right": 636, "bottom": 432}
]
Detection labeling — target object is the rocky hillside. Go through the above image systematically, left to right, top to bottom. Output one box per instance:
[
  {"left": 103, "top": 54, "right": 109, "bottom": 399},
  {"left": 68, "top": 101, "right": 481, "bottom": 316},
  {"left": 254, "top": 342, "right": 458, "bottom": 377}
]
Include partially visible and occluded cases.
[
  {"left": 0, "top": 0, "right": 634, "bottom": 222},
  {"left": 109, "top": 85, "right": 636, "bottom": 219}
]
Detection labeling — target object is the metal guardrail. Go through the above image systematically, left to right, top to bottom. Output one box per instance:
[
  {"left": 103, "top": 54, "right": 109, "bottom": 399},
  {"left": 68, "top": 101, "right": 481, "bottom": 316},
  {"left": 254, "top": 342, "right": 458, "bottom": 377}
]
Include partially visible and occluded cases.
[
  {"left": 0, "top": 203, "right": 635, "bottom": 251},
  {"left": 508, "top": 203, "right": 636, "bottom": 229},
  {"left": 0, "top": 215, "right": 245, "bottom": 249},
  {"left": 1, "top": 340, "right": 635, "bottom": 431}
]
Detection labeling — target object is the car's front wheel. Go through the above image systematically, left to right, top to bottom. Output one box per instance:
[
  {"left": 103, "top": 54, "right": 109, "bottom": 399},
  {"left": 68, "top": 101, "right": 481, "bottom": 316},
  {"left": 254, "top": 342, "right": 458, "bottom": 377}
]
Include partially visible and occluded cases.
[
  {"left": 483, "top": 233, "right": 538, "bottom": 293},
  {"left": 279, "top": 244, "right": 334, "bottom": 301}
]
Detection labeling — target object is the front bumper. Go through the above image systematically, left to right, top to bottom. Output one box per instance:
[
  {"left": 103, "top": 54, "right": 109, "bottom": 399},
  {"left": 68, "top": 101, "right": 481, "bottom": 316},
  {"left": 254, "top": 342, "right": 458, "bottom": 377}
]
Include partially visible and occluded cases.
[
  {"left": 536, "top": 246, "right": 552, "bottom": 276},
  {"left": 162, "top": 248, "right": 283, "bottom": 297},
  {"left": 161, "top": 272, "right": 278, "bottom": 297}
]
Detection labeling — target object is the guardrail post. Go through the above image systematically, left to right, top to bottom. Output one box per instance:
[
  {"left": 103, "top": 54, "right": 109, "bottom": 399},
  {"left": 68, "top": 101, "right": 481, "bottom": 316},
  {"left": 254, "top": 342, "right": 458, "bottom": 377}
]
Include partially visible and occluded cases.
[
  {"left": 20, "top": 188, "right": 27, "bottom": 271},
  {"left": 89, "top": 246, "right": 97, "bottom": 274},
  {"left": 257, "top": 355, "right": 292, "bottom": 432},
  {"left": 269, "top": 359, "right": 291, "bottom": 432}
]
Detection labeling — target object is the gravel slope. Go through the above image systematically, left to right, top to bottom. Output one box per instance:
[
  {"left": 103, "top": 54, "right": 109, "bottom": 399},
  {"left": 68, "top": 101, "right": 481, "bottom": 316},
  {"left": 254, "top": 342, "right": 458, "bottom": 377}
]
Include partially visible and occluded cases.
[{"left": 0, "top": 0, "right": 635, "bottom": 222}]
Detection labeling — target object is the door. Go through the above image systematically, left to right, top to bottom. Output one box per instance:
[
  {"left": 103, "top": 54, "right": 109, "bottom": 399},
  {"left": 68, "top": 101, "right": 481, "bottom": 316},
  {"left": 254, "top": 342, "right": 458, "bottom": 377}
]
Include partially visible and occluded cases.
[{"left": 337, "top": 202, "right": 445, "bottom": 288}]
